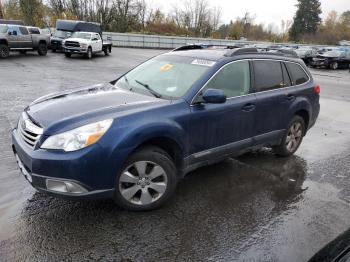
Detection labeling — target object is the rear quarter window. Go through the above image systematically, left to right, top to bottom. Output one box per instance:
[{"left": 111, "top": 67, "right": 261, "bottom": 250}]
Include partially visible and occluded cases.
[
  {"left": 28, "top": 28, "right": 40, "bottom": 34},
  {"left": 286, "top": 62, "right": 309, "bottom": 85}
]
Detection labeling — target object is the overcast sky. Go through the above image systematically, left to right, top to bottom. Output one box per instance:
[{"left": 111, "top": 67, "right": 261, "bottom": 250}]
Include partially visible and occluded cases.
[{"left": 151, "top": 0, "right": 350, "bottom": 31}]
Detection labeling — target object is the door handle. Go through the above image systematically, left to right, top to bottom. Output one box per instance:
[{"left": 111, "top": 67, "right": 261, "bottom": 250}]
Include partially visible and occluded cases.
[
  {"left": 286, "top": 94, "right": 296, "bottom": 101},
  {"left": 241, "top": 103, "right": 255, "bottom": 112}
]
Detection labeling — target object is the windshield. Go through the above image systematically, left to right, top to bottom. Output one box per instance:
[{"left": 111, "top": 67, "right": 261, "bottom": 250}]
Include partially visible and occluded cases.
[
  {"left": 0, "top": 25, "right": 8, "bottom": 34},
  {"left": 53, "top": 30, "right": 72, "bottom": 39},
  {"left": 71, "top": 32, "right": 92, "bottom": 40},
  {"left": 323, "top": 51, "right": 346, "bottom": 57},
  {"left": 114, "top": 55, "right": 212, "bottom": 99}
]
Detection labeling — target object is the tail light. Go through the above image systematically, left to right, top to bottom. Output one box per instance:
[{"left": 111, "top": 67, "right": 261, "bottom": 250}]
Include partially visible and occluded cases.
[{"left": 314, "top": 85, "right": 320, "bottom": 94}]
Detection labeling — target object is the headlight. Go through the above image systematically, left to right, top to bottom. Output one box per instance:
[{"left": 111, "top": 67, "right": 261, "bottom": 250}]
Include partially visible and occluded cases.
[
  {"left": 80, "top": 43, "right": 87, "bottom": 48},
  {"left": 41, "top": 119, "right": 113, "bottom": 152}
]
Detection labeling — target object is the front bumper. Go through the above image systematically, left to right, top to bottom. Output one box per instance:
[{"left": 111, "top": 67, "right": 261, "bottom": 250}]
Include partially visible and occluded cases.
[
  {"left": 50, "top": 40, "right": 63, "bottom": 50},
  {"left": 64, "top": 46, "right": 87, "bottom": 54},
  {"left": 12, "top": 128, "right": 115, "bottom": 200}
]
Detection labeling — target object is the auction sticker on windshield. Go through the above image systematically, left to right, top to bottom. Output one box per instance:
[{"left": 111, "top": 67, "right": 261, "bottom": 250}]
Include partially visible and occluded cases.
[{"left": 191, "top": 59, "right": 216, "bottom": 67}]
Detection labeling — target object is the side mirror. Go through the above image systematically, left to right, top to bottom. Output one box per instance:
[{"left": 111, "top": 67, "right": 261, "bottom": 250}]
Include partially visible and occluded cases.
[{"left": 202, "top": 89, "right": 226, "bottom": 104}]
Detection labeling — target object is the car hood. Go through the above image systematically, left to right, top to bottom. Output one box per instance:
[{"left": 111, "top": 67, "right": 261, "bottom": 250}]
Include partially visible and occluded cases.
[{"left": 25, "top": 83, "right": 167, "bottom": 134}]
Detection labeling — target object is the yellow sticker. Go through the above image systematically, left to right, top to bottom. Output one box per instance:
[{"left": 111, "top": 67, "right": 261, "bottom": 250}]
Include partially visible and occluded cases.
[{"left": 160, "top": 64, "right": 173, "bottom": 72}]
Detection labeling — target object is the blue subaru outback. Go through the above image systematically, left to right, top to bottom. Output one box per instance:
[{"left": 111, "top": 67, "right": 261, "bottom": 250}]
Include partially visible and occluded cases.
[{"left": 12, "top": 46, "right": 320, "bottom": 210}]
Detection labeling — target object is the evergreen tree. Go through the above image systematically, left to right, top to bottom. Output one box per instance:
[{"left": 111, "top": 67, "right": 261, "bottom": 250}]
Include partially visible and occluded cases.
[{"left": 289, "top": 0, "right": 322, "bottom": 41}]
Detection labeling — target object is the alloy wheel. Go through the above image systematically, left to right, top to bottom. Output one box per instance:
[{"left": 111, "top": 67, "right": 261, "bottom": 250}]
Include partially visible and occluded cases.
[
  {"left": 0, "top": 46, "right": 9, "bottom": 58},
  {"left": 331, "top": 62, "right": 338, "bottom": 70},
  {"left": 286, "top": 121, "right": 303, "bottom": 152},
  {"left": 119, "top": 161, "right": 168, "bottom": 206}
]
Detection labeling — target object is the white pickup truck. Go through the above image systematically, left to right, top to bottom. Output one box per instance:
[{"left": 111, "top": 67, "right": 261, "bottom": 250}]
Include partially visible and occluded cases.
[{"left": 62, "top": 31, "right": 112, "bottom": 59}]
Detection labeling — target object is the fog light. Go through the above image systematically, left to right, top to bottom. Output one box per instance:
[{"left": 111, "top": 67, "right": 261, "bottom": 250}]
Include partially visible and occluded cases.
[{"left": 46, "top": 179, "right": 88, "bottom": 194}]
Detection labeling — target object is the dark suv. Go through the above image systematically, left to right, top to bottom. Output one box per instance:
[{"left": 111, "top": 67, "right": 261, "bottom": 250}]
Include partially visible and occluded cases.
[{"left": 12, "top": 46, "right": 320, "bottom": 211}]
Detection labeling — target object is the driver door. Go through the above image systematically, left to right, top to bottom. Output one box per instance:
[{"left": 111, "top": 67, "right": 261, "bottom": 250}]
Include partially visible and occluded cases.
[
  {"left": 92, "top": 33, "right": 102, "bottom": 52},
  {"left": 187, "top": 60, "right": 257, "bottom": 163}
]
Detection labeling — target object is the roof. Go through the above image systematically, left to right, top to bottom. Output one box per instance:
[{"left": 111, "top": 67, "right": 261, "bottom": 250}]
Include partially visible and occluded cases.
[
  {"left": 0, "top": 19, "right": 24, "bottom": 25},
  {"left": 167, "top": 45, "right": 301, "bottom": 62},
  {"left": 167, "top": 49, "right": 229, "bottom": 61}
]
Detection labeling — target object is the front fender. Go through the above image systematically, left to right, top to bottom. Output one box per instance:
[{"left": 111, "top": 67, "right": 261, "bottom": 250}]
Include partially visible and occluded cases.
[
  {"left": 101, "top": 119, "right": 187, "bottom": 182},
  {"left": 115, "top": 120, "right": 186, "bottom": 154}
]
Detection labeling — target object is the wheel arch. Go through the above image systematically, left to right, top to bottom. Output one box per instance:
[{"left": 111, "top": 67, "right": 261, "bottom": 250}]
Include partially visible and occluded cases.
[
  {"left": 0, "top": 39, "right": 8, "bottom": 46},
  {"left": 294, "top": 109, "right": 310, "bottom": 135},
  {"left": 108, "top": 121, "right": 187, "bottom": 179},
  {"left": 133, "top": 136, "right": 184, "bottom": 174}
]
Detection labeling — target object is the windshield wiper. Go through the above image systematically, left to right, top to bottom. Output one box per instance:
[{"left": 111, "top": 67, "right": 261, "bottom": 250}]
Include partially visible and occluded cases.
[{"left": 135, "top": 79, "right": 162, "bottom": 98}]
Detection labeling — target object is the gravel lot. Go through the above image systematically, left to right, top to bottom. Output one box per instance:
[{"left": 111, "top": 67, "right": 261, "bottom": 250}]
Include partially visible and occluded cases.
[{"left": 0, "top": 49, "right": 350, "bottom": 261}]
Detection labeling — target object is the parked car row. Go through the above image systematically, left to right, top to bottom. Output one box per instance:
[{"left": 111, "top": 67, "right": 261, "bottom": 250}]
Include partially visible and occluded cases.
[
  {"left": 0, "top": 19, "right": 112, "bottom": 59},
  {"left": 247, "top": 43, "right": 350, "bottom": 70}
]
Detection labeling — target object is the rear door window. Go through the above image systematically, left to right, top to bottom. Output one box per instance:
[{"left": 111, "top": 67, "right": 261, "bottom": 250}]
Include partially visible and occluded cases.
[
  {"left": 19, "top": 27, "right": 29, "bottom": 35},
  {"left": 253, "top": 60, "right": 283, "bottom": 92},
  {"left": 286, "top": 62, "right": 309, "bottom": 85}
]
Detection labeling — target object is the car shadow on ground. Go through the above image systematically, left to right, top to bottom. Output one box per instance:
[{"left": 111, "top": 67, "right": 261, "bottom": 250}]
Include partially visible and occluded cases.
[{"left": 1, "top": 150, "right": 310, "bottom": 260}]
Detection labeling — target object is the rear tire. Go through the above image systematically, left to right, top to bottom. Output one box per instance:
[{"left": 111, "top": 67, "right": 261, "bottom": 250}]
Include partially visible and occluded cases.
[
  {"left": 37, "top": 43, "right": 47, "bottom": 56},
  {"left": 0, "top": 44, "right": 9, "bottom": 58},
  {"left": 104, "top": 48, "right": 109, "bottom": 56},
  {"left": 52, "top": 49, "right": 56, "bottom": 53},
  {"left": 273, "top": 116, "right": 306, "bottom": 157},
  {"left": 114, "top": 147, "right": 178, "bottom": 211}
]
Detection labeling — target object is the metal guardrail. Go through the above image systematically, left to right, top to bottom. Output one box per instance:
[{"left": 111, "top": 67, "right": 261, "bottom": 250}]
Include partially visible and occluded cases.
[
  {"left": 102, "top": 32, "right": 270, "bottom": 49},
  {"left": 102, "top": 32, "right": 347, "bottom": 50}
]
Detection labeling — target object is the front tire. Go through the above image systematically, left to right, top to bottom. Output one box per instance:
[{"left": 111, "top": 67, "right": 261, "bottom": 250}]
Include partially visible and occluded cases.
[
  {"left": 37, "top": 43, "right": 47, "bottom": 56},
  {"left": 0, "top": 44, "right": 9, "bottom": 58},
  {"left": 86, "top": 47, "right": 92, "bottom": 59},
  {"left": 64, "top": 52, "right": 71, "bottom": 58},
  {"left": 330, "top": 62, "right": 338, "bottom": 70},
  {"left": 273, "top": 116, "right": 306, "bottom": 157},
  {"left": 115, "top": 147, "right": 178, "bottom": 211}
]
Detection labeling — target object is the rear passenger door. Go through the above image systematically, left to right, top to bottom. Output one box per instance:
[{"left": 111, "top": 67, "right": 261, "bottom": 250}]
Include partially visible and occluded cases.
[
  {"left": 18, "top": 27, "right": 32, "bottom": 48},
  {"left": 252, "top": 60, "right": 293, "bottom": 145}
]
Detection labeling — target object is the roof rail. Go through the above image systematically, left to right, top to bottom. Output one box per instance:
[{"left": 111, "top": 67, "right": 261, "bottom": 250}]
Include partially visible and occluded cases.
[
  {"left": 172, "top": 44, "right": 242, "bottom": 52},
  {"left": 172, "top": 44, "right": 299, "bottom": 58},
  {"left": 225, "top": 47, "right": 258, "bottom": 56},
  {"left": 225, "top": 47, "right": 299, "bottom": 58}
]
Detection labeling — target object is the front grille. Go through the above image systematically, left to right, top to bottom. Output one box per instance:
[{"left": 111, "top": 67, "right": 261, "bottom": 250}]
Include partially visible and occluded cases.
[
  {"left": 65, "top": 41, "right": 80, "bottom": 48},
  {"left": 17, "top": 113, "right": 43, "bottom": 149}
]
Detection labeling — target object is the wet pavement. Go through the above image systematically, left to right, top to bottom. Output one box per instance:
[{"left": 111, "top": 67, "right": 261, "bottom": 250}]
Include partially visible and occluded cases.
[{"left": 0, "top": 49, "right": 350, "bottom": 261}]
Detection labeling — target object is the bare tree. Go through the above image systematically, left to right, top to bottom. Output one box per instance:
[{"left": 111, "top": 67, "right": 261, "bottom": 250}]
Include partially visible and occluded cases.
[{"left": 0, "top": 0, "right": 4, "bottom": 18}]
